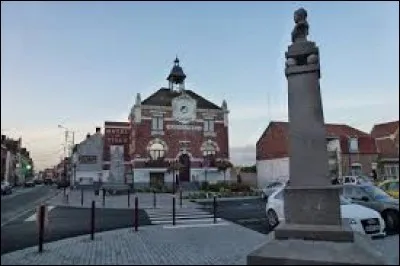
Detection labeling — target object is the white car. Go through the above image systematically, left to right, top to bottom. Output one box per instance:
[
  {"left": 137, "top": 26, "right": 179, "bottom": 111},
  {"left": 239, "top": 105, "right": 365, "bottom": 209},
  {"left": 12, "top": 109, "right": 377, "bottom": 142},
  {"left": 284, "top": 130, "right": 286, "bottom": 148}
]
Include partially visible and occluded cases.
[
  {"left": 261, "top": 181, "right": 286, "bottom": 200},
  {"left": 266, "top": 187, "right": 386, "bottom": 238}
]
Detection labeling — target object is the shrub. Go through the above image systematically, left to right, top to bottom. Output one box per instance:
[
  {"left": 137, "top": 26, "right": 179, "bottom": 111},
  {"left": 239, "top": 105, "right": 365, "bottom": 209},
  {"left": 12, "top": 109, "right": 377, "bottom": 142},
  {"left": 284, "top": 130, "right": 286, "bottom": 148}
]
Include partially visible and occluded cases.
[{"left": 200, "top": 181, "right": 210, "bottom": 191}]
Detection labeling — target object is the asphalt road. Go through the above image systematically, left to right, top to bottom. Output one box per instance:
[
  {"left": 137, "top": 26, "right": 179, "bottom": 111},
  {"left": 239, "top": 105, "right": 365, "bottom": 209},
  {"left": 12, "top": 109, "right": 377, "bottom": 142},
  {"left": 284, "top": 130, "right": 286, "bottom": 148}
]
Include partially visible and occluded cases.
[
  {"left": 1, "top": 185, "right": 59, "bottom": 227},
  {"left": 197, "top": 198, "right": 270, "bottom": 235},
  {"left": 1, "top": 206, "right": 151, "bottom": 255}
]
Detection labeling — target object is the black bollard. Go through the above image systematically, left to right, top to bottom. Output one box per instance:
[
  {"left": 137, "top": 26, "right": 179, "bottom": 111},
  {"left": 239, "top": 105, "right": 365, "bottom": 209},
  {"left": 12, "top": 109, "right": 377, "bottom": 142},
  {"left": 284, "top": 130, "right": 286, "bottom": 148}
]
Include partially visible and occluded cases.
[
  {"left": 63, "top": 187, "right": 66, "bottom": 196},
  {"left": 81, "top": 188, "right": 84, "bottom": 206},
  {"left": 102, "top": 188, "right": 105, "bottom": 207},
  {"left": 128, "top": 189, "right": 130, "bottom": 207},
  {"left": 179, "top": 189, "right": 182, "bottom": 208},
  {"left": 153, "top": 190, "right": 156, "bottom": 209},
  {"left": 134, "top": 196, "right": 138, "bottom": 232},
  {"left": 172, "top": 196, "right": 176, "bottom": 226},
  {"left": 213, "top": 196, "right": 217, "bottom": 224},
  {"left": 90, "top": 201, "right": 95, "bottom": 240},
  {"left": 38, "top": 205, "right": 45, "bottom": 253}
]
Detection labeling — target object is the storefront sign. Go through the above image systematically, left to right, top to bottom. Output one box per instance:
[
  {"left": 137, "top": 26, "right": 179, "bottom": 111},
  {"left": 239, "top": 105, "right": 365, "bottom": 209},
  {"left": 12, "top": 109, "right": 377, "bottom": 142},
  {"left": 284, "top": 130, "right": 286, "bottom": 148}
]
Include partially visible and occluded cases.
[
  {"left": 105, "top": 128, "right": 130, "bottom": 145},
  {"left": 79, "top": 155, "right": 97, "bottom": 164}
]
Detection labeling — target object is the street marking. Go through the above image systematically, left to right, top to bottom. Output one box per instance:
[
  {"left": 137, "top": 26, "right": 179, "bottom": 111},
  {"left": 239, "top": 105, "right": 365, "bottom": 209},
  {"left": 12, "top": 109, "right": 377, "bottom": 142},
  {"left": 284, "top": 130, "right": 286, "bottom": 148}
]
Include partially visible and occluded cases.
[
  {"left": 24, "top": 206, "right": 55, "bottom": 222},
  {"left": 152, "top": 218, "right": 223, "bottom": 225},
  {"left": 163, "top": 222, "right": 230, "bottom": 229}
]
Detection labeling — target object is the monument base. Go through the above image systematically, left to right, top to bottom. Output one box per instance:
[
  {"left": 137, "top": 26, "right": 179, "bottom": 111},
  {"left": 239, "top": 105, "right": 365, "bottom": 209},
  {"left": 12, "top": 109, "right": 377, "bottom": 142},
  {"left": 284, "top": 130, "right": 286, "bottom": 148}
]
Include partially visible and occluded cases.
[{"left": 247, "top": 231, "right": 388, "bottom": 265}]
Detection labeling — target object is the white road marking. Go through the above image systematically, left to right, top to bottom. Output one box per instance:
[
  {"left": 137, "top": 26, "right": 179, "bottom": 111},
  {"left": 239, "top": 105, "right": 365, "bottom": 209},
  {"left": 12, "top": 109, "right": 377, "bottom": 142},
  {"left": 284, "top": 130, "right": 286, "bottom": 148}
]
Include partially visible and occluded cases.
[
  {"left": 24, "top": 206, "right": 55, "bottom": 222},
  {"left": 152, "top": 218, "right": 223, "bottom": 225},
  {"left": 163, "top": 222, "right": 230, "bottom": 229}
]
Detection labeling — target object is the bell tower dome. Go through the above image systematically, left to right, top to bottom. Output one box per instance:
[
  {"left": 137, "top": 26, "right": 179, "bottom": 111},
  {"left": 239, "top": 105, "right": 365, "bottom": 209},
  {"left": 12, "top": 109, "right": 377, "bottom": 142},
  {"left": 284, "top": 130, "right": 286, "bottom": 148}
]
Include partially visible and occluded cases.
[{"left": 167, "top": 56, "right": 186, "bottom": 92}]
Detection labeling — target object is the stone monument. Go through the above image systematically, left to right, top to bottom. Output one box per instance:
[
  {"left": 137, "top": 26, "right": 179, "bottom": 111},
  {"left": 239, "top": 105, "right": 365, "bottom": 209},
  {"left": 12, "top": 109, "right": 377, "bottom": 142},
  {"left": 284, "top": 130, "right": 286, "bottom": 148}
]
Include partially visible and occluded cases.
[{"left": 247, "top": 8, "right": 388, "bottom": 265}]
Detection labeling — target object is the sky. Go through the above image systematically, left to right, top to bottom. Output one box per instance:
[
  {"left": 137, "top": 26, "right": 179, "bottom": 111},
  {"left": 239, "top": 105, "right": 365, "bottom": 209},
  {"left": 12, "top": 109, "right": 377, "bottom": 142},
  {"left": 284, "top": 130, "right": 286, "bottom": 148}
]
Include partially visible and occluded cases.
[{"left": 1, "top": 1, "right": 399, "bottom": 170}]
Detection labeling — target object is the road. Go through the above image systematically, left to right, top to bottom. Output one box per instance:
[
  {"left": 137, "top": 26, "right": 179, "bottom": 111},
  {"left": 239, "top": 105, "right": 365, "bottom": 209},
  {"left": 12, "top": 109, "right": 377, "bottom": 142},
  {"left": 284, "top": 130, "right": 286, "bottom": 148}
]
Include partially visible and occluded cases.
[
  {"left": 1, "top": 185, "right": 59, "bottom": 227},
  {"left": 197, "top": 198, "right": 270, "bottom": 234},
  {"left": 1, "top": 205, "right": 151, "bottom": 255}
]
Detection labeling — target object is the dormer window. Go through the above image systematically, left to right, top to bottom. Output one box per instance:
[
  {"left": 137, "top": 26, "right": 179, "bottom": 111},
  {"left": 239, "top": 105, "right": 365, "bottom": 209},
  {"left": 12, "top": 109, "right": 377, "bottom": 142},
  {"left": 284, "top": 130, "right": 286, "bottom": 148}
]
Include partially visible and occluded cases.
[{"left": 348, "top": 137, "right": 358, "bottom": 153}]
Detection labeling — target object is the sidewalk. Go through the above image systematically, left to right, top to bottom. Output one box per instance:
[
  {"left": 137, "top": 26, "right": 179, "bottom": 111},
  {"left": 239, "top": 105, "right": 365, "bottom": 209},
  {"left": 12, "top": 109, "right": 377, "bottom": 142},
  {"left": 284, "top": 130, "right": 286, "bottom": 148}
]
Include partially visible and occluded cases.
[
  {"left": 47, "top": 189, "right": 203, "bottom": 210},
  {"left": 0, "top": 222, "right": 267, "bottom": 265}
]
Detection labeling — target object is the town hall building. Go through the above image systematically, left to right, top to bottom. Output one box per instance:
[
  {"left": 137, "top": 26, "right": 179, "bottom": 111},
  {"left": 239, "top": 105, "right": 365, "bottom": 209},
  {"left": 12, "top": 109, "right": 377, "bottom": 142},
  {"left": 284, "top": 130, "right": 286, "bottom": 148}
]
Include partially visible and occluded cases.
[{"left": 128, "top": 57, "right": 230, "bottom": 188}]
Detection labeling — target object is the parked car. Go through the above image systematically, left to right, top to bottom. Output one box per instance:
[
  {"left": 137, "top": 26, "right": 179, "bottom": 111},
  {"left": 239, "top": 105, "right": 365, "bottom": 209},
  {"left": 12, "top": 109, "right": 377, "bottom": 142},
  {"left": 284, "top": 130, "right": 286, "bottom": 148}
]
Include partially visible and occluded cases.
[
  {"left": 340, "top": 175, "right": 374, "bottom": 185},
  {"left": 44, "top": 178, "right": 53, "bottom": 185},
  {"left": 34, "top": 179, "right": 43, "bottom": 185},
  {"left": 378, "top": 179, "right": 399, "bottom": 199},
  {"left": 24, "top": 180, "right": 35, "bottom": 187},
  {"left": 57, "top": 180, "right": 70, "bottom": 189},
  {"left": 1, "top": 181, "right": 13, "bottom": 195},
  {"left": 260, "top": 181, "right": 286, "bottom": 200},
  {"left": 341, "top": 184, "right": 399, "bottom": 233},
  {"left": 266, "top": 187, "right": 386, "bottom": 238}
]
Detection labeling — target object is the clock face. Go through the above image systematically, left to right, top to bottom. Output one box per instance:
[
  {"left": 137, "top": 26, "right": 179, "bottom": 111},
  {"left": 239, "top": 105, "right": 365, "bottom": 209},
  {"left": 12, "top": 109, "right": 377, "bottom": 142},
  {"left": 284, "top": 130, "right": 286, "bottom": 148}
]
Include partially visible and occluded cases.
[{"left": 172, "top": 95, "right": 197, "bottom": 124}]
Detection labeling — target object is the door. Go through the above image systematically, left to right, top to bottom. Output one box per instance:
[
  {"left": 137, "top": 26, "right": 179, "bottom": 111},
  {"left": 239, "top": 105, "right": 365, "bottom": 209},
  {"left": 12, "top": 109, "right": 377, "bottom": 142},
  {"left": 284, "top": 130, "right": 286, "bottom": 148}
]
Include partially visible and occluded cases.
[{"left": 179, "top": 154, "right": 191, "bottom": 182}]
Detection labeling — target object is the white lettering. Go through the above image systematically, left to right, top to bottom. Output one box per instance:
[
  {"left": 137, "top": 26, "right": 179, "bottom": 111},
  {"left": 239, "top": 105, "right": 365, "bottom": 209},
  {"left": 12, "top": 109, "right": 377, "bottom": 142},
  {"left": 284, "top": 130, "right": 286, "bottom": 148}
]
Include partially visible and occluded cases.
[{"left": 166, "top": 124, "right": 203, "bottom": 131}]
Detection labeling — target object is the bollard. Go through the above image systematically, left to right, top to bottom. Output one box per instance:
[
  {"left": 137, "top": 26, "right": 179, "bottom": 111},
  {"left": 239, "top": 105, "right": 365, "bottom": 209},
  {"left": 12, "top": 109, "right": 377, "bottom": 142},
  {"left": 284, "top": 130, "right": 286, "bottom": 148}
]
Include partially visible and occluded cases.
[
  {"left": 63, "top": 187, "right": 66, "bottom": 196},
  {"left": 80, "top": 188, "right": 84, "bottom": 205},
  {"left": 102, "top": 188, "right": 105, "bottom": 207},
  {"left": 128, "top": 189, "right": 130, "bottom": 207},
  {"left": 179, "top": 189, "right": 182, "bottom": 208},
  {"left": 153, "top": 190, "right": 156, "bottom": 209},
  {"left": 66, "top": 194, "right": 69, "bottom": 204},
  {"left": 134, "top": 196, "right": 138, "bottom": 232},
  {"left": 172, "top": 196, "right": 176, "bottom": 226},
  {"left": 213, "top": 196, "right": 217, "bottom": 224},
  {"left": 90, "top": 201, "right": 95, "bottom": 240},
  {"left": 38, "top": 205, "right": 45, "bottom": 253}
]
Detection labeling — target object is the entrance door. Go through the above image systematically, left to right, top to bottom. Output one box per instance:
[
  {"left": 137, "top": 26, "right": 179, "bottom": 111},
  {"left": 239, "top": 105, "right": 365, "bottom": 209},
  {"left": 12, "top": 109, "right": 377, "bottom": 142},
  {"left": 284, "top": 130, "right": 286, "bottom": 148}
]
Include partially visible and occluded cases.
[
  {"left": 179, "top": 154, "right": 191, "bottom": 182},
  {"left": 150, "top": 172, "right": 165, "bottom": 189}
]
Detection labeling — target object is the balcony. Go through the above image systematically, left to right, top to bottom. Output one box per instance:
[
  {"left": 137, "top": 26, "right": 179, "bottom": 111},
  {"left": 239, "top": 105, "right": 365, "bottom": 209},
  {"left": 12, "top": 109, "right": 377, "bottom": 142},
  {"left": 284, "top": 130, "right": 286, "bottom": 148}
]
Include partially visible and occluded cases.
[{"left": 144, "top": 159, "right": 169, "bottom": 168}]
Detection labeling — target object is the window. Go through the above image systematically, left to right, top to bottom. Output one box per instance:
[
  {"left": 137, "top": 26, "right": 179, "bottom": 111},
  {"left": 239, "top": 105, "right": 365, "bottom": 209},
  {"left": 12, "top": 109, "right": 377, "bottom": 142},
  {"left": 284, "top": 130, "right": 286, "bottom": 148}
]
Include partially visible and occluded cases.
[
  {"left": 152, "top": 117, "right": 163, "bottom": 131},
  {"left": 204, "top": 119, "right": 214, "bottom": 132},
  {"left": 348, "top": 137, "right": 358, "bottom": 153},
  {"left": 149, "top": 143, "right": 165, "bottom": 160},
  {"left": 274, "top": 191, "right": 283, "bottom": 200}
]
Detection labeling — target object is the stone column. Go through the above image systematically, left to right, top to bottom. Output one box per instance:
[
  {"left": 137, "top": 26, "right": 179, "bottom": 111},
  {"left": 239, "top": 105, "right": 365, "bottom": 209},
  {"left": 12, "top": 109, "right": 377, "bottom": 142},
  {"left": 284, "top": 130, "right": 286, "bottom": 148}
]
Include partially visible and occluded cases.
[{"left": 247, "top": 8, "right": 387, "bottom": 265}]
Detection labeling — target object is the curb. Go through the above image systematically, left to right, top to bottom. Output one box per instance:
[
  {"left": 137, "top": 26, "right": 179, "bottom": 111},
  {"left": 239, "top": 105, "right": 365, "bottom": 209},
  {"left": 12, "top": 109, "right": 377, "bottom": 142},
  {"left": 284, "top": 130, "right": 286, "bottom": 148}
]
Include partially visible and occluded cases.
[{"left": 190, "top": 196, "right": 260, "bottom": 203}]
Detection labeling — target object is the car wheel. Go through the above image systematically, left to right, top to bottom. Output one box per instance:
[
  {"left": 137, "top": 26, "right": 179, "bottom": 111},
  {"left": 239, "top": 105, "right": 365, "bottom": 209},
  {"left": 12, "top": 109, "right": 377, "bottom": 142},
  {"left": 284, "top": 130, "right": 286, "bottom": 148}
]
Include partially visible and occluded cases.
[
  {"left": 267, "top": 209, "right": 279, "bottom": 231},
  {"left": 382, "top": 210, "right": 399, "bottom": 234}
]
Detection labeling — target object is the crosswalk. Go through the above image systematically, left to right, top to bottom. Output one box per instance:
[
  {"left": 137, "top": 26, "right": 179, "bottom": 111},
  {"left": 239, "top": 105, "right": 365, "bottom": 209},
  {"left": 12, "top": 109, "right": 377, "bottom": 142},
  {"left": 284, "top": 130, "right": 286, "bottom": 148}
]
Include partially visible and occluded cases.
[
  {"left": 24, "top": 206, "right": 56, "bottom": 222},
  {"left": 146, "top": 207, "right": 223, "bottom": 226}
]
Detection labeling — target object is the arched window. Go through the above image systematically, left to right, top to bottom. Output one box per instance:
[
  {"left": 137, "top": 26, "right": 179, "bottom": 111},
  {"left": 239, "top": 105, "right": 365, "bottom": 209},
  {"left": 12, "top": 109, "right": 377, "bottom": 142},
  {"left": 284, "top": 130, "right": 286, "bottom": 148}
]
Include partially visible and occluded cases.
[{"left": 149, "top": 143, "right": 165, "bottom": 160}]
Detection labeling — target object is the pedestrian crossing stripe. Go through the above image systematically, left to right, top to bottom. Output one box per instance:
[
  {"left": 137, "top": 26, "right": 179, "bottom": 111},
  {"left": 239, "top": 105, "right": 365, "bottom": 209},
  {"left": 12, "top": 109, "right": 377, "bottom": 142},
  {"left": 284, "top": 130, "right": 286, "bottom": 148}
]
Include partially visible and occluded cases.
[
  {"left": 24, "top": 206, "right": 55, "bottom": 222},
  {"left": 146, "top": 208, "right": 221, "bottom": 225},
  {"left": 152, "top": 218, "right": 223, "bottom": 225}
]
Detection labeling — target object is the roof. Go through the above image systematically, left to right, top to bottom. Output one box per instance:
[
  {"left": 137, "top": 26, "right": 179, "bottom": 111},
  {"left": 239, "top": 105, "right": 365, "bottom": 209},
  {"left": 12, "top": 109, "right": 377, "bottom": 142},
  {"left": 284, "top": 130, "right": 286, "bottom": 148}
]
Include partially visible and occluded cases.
[
  {"left": 141, "top": 88, "right": 222, "bottom": 110},
  {"left": 371, "top": 120, "right": 399, "bottom": 138},
  {"left": 104, "top": 121, "right": 130, "bottom": 127},
  {"left": 257, "top": 121, "right": 377, "bottom": 160},
  {"left": 376, "top": 138, "right": 399, "bottom": 159}
]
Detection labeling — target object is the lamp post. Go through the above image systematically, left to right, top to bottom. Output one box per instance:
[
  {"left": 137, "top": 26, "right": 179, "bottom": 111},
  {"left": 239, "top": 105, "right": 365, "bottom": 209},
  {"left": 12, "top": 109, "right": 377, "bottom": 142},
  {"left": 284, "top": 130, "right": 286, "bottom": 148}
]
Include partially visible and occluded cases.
[{"left": 58, "top": 125, "right": 75, "bottom": 183}]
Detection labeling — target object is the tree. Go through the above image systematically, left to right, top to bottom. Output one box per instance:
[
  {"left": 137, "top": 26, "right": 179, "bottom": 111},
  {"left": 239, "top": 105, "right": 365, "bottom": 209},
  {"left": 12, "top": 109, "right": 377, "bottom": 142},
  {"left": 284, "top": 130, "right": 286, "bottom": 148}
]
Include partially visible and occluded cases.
[{"left": 216, "top": 159, "right": 233, "bottom": 184}]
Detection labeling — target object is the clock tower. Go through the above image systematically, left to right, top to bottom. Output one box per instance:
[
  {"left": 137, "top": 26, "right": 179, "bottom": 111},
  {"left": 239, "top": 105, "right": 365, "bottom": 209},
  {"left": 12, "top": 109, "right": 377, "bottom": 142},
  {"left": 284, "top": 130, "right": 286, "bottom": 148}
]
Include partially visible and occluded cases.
[{"left": 167, "top": 57, "right": 186, "bottom": 92}]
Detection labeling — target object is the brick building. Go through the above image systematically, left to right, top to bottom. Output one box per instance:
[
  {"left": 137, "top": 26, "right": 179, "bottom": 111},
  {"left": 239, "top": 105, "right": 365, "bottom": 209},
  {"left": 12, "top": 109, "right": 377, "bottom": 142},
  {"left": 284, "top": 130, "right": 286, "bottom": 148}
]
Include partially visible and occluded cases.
[
  {"left": 128, "top": 58, "right": 230, "bottom": 188},
  {"left": 371, "top": 120, "right": 399, "bottom": 179},
  {"left": 256, "top": 121, "right": 378, "bottom": 188}
]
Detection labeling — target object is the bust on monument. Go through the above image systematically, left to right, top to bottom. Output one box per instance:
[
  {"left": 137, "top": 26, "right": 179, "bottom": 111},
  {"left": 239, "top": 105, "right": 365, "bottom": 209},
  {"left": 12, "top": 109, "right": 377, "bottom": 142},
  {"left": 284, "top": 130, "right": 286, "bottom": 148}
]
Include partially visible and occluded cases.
[{"left": 291, "top": 8, "right": 309, "bottom": 43}]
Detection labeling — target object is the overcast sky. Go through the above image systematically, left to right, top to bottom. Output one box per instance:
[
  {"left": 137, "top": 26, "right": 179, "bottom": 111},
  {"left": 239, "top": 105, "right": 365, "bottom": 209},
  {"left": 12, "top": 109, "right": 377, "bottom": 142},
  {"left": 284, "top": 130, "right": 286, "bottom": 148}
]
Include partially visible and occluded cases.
[{"left": 1, "top": 1, "right": 399, "bottom": 170}]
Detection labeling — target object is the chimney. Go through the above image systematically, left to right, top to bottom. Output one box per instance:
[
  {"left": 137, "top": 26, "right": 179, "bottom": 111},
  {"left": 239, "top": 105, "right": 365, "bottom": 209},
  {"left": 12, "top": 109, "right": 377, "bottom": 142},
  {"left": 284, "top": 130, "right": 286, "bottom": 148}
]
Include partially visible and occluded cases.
[
  {"left": 95, "top": 127, "right": 101, "bottom": 133},
  {"left": 86, "top": 133, "right": 90, "bottom": 139}
]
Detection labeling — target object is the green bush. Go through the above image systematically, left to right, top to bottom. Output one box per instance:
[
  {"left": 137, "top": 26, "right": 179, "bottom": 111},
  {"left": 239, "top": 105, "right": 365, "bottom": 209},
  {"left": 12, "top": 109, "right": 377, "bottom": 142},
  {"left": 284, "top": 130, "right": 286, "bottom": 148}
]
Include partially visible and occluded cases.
[
  {"left": 200, "top": 181, "right": 209, "bottom": 191},
  {"left": 229, "top": 183, "right": 251, "bottom": 192}
]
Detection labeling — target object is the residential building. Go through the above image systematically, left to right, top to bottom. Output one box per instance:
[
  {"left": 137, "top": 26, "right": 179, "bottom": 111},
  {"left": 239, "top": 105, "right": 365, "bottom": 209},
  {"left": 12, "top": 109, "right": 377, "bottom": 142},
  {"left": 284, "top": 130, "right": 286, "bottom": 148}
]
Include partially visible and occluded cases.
[
  {"left": 129, "top": 58, "right": 230, "bottom": 188},
  {"left": 371, "top": 120, "right": 399, "bottom": 179},
  {"left": 256, "top": 121, "right": 378, "bottom": 188},
  {"left": 72, "top": 127, "right": 104, "bottom": 187}
]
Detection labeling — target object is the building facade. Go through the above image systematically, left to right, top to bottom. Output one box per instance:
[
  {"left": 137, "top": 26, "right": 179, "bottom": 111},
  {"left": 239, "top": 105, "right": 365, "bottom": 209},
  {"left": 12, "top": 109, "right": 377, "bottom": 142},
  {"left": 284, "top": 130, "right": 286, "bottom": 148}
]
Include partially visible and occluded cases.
[
  {"left": 129, "top": 58, "right": 230, "bottom": 188},
  {"left": 371, "top": 120, "right": 399, "bottom": 180},
  {"left": 256, "top": 121, "right": 378, "bottom": 188},
  {"left": 72, "top": 127, "right": 104, "bottom": 186}
]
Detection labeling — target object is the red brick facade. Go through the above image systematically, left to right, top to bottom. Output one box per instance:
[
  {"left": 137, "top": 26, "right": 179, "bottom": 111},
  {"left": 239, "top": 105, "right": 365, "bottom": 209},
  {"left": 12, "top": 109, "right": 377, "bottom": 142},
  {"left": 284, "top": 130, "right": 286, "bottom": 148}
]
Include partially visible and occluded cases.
[{"left": 103, "top": 121, "right": 131, "bottom": 170}]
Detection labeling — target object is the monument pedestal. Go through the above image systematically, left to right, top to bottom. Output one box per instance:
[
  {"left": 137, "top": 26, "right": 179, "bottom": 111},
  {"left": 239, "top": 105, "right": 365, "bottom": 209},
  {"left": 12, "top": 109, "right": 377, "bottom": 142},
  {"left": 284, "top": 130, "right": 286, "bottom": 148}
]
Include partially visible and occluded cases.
[{"left": 247, "top": 232, "right": 388, "bottom": 265}]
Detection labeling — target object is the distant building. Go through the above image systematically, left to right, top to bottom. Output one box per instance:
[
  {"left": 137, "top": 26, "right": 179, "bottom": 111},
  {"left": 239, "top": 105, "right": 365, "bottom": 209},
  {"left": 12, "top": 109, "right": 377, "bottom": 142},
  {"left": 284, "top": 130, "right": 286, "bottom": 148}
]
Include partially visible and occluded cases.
[
  {"left": 129, "top": 58, "right": 230, "bottom": 188},
  {"left": 371, "top": 120, "right": 399, "bottom": 179},
  {"left": 256, "top": 121, "right": 378, "bottom": 188},
  {"left": 72, "top": 127, "right": 104, "bottom": 187}
]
